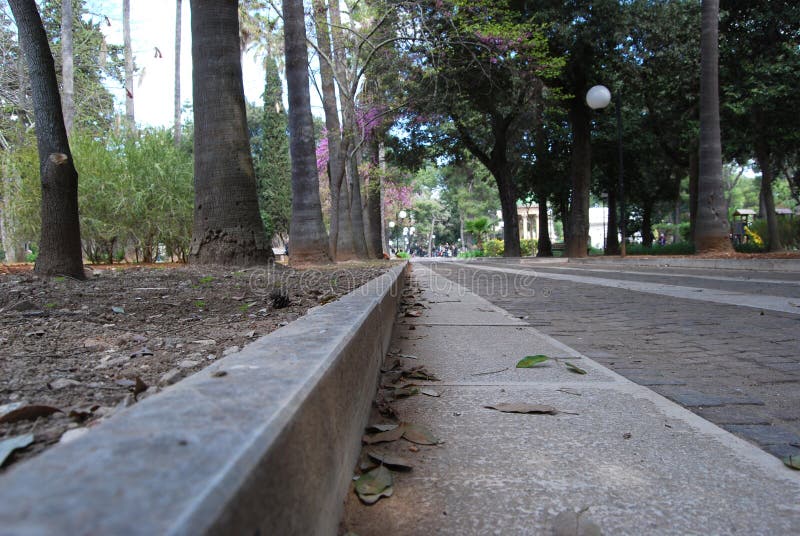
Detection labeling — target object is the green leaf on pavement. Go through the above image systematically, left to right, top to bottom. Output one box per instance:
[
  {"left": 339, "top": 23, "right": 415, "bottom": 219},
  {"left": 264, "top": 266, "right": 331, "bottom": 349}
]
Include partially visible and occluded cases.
[
  {"left": 516, "top": 355, "right": 549, "bottom": 368},
  {"left": 564, "top": 362, "right": 587, "bottom": 375},
  {"left": 0, "top": 434, "right": 34, "bottom": 467},
  {"left": 784, "top": 455, "right": 800, "bottom": 470},
  {"left": 355, "top": 465, "right": 393, "bottom": 504}
]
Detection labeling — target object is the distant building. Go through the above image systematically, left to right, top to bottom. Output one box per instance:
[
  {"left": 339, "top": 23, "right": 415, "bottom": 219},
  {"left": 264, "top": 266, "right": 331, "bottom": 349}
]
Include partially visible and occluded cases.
[{"left": 516, "top": 204, "right": 556, "bottom": 241}]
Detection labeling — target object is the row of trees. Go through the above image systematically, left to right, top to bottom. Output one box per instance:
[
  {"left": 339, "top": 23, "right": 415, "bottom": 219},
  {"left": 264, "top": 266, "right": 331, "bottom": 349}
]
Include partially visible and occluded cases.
[{"left": 3, "top": 0, "right": 798, "bottom": 278}]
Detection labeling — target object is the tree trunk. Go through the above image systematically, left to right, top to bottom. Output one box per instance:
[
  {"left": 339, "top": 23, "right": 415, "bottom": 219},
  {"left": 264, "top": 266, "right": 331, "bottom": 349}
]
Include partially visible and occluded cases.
[
  {"left": 9, "top": 0, "right": 84, "bottom": 279},
  {"left": 61, "top": 0, "right": 74, "bottom": 134},
  {"left": 123, "top": 0, "right": 135, "bottom": 132},
  {"left": 173, "top": 0, "right": 182, "bottom": 146},
  {"left": 189, "top": 0, "right": 272, "bottom": 265},
  {"left": 282, "top": 0, "right": 331, "bottom": 264},
  {"left": 312, "top": 0, "right": 351, "bottom": 260},
  {"left": 329, "top": 0, "right": 368, "bottom": 259},
  {"left": 696, "top": 0, "right": 732, "bottom": 253},
  {"left": 567, "top": 96, "right": 591, "bottom": 258},
  {"left": 364, "top": 145, "right": 384, "bottom": 259},
  {"left": 755, "top": 148, "right": 783, "bottom": 251},
  {"left": 689, "top": 149, "right": 699, "bottom": 243},
  {"left": 496, "top": 168, "right": 521, "bottom": 257},
  {"left": 336, "top": 179, "right": 357, "bottom": 260},
  {"left": 605, "top": 188, "right": 619, "bottom": 255},
  {"left": 559, "top": 191, "right": 570, "bottom": 245},
  {"left": 536, "top": 192, "right": 553, "bottom": 257},
  {"left": 673, "top": 197, "right": 681, "bottom": 243},
  {"left": 642, "top": 199, "right": 655, "bottom": 248}
]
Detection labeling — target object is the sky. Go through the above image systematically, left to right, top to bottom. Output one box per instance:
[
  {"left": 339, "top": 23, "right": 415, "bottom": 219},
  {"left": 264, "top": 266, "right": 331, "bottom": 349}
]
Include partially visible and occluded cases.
[{"left": 85, "top": 0, "right": 273, "bottom": 128}]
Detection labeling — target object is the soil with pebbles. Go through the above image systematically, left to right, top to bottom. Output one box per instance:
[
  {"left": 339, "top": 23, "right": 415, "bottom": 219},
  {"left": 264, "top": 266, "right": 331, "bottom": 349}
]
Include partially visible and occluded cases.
[{"left": 0, "top": 261, "right": 393, "bottom": 471}]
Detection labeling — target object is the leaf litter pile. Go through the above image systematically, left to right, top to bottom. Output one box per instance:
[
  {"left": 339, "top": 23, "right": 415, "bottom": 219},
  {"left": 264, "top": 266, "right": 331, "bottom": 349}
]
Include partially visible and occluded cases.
[{"left": 0, "top": 262, "right": 391, "bottom": 470}]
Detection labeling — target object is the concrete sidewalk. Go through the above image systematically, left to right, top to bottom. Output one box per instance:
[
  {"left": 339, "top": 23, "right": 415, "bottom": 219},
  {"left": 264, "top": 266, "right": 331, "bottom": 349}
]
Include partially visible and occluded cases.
[{"left": 342, "top": 264, "right": 800, "bottom": 535}]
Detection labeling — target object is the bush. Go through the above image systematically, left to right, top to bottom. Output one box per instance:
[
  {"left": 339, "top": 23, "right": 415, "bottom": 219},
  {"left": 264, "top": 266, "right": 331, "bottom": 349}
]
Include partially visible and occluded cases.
[
  {"left": 750, "top": 218, "right": 799, "bottom": 250},
  {"left": 482, "top": 239, "right": 504, "bottom": 257},
  {"left": 520, "top": 239, "right": 537, "bottom": 256},
  {"left": 625, "top": 242, "right": 696, "bottom": 255},
  {"left": 733, "top": 242, "right": 767, "bottom": 253},
  {"left": 457, "top": 250, "right": 484, "bottom": 258},
  {"left": 396, "top": 251, "right": 410, "bottom": 259}
]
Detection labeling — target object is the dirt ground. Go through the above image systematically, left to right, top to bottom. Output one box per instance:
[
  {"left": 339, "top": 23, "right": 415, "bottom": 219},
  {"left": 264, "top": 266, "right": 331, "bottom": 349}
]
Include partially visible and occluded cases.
[{"left": 0, "top": 261, "right": 393, "bottom": 471}]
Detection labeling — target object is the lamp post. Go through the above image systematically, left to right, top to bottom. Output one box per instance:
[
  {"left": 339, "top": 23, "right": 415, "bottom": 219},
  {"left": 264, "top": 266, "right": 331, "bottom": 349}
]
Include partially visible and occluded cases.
[{"left": 587, "top": 85, "right": 626, "bottom": 257}]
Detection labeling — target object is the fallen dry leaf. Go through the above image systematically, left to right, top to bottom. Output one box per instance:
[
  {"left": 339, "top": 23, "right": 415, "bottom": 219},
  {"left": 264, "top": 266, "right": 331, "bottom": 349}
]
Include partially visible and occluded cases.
[
  {"left": 484, "top": 403, "right": 558, "bottom": 415},
  {"left": 0, "top": 404, "right": 63, "bottom": 424},
  {"left": 402, "top": 422, "right": 439, "bottom": 445},
  {"left": 363, "top": 425, "right": 406, "bottom": 445}
]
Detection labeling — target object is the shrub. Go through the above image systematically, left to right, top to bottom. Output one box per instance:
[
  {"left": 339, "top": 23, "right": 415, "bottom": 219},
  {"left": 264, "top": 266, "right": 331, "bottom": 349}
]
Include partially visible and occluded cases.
[
  {"left": 482, "top": 239, "right": 504, "bottom": 257},
  {"left": 520, "top": 239, "right": 537, "bottom": 256},
  {"left": 625, "top": 242, "right": 696, "bottom": 255},
  {"left": 457, "top": 250, "right": 484, "bottom": 258},
  {"left": 396, "top": 251, "right": 410, "bottom": 259}
]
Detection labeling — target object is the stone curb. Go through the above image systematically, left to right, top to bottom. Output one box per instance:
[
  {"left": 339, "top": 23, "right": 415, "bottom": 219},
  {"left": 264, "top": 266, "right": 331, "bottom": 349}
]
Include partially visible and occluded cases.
[
  {"left": 567, "top": 256, "right": 800, "bottom": 272},
  {"left": 0, "top": 262, "right": 409, "bottom": 536}
]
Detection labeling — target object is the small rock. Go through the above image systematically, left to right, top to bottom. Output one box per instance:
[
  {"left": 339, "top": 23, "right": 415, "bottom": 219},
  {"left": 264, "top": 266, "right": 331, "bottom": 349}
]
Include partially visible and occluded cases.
[
  {"left": 9, "top": 300, "right": 39, "bottom": 312},
  {"left": 83, "top": 337, "right": 107, "bottom": 350},
  {"left": 192, "top": 339, "right": 216, "bottom": 346},
  {"left": 222, "top": 346, "right": 240, "bottom": 356},
  {"left": 130, "top": 347, "right": 154, "bottom": 358},
  {"left": 206, "top": 354, "right": 216, "bottom": 361},
  {"left": 178, "top": 359, "right": 200, "bottom": 369},
  {"left": 159, "top": 368, "right": 183, "bottom": 386},
  {"left": 49, "top": 378, "right": 82, "bottom": 390},
  {"left": 114, "top": 379, "right": 136, "bottom": 388},
  {"left": 60, "top": 428, "right": 90, "bottom": 444}
]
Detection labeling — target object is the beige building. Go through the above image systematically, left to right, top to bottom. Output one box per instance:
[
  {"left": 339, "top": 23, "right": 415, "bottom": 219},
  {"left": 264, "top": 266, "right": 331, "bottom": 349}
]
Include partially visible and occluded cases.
[{"left": 517, "top": 204, "right": 544, "bottom": 240}]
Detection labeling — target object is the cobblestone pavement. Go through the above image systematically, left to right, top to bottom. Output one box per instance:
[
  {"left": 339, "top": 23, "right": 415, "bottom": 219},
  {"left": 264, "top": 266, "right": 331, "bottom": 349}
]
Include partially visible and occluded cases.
[{"left": 429, "top": 259, "right": 800, "bottom": 460}]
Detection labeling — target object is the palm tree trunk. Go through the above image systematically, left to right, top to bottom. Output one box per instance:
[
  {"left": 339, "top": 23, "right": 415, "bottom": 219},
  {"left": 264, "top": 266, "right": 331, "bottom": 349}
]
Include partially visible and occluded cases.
[
  {"left": 9, "top": 0, "right": 84, "bottom": 279},
  {"left": 61, "top": 0, "right": 74, "bottom": 134},
  {"left": 123, "top": 0, "right": 135, "bottom": 132},
  {"left": 173, "top": 0, "right": 182, "bottom": 146},
  {"left": 189, "top": 0, "right": 272, "bottom": 265},
  {"left": 282, "top": 0, "right": 331, "bottom": 263},
  {"left": 312, "top": 0, "right": 351, "bottom": 260},
  {"left": 696, "top": 0, "right": 732, "bottom": 253}
]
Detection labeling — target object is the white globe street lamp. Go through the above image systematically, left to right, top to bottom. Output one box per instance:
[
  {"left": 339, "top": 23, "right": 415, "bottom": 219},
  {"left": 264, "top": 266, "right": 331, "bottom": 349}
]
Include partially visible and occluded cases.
[{"left": 586, "top": 85, "right": 612, "bottom": 110}]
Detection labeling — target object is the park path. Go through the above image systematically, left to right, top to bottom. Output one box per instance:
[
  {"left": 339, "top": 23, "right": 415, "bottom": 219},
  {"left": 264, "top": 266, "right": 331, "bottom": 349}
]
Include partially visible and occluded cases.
[
  {"left": 432, "top": 259, "right": 800, "bottom": 460},
  {"left": 342, "top": 263, "right": 800, "bottom": 535}
]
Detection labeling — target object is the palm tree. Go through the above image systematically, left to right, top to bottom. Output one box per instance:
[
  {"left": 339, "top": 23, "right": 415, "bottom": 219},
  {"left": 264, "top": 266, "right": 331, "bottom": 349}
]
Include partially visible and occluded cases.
[
  {"left": 8, "top": 0, "right": 84, "bottom": 279},
  {"left": 60, "top": 0, "right": 74, "bottom": 134},
  {"left": 123, "top": 0, "right": 135, "bottom": 132},
  {"left": 173, "top": 0, "right": 181, "bottom": 146},
  {"left": 189, "top": 0, "right": 272, "bottom": 265},
  {"left": 282, "top": 0, "right": 331, "bottom": 263},
  {"left": 695, "top": 0, "right": 733, "bottom": 253},
  {"left": 465, "top": 217, "right": 492, "bottom": 251}
]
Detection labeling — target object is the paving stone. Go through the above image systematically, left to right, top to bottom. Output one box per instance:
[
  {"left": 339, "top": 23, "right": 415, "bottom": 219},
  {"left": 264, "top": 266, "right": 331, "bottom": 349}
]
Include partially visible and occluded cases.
[
  {"left": 433, "top": 261, "right": 800, "bottom": 459},
  {"left": 695, "top": 406, "right": 772, "bottom": 425},
  {"left": 722, "top": 425, "right": 800, "bottom": 446}
]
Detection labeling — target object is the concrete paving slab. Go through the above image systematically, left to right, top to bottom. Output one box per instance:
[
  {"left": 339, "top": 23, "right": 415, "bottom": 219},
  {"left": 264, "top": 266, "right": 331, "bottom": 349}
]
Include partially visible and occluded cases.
[{"left": 343, "top": 264, "right": 800, "bottom": 535}]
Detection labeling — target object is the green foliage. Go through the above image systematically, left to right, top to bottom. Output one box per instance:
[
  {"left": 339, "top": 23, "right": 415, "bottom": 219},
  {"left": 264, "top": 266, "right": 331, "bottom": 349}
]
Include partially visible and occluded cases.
[
  {"left": 249, "top": 56, "right": 291, "bottom": 242},
  {"left": 5, "top": 128, "right": 193, "bottom": 263},
  {"left": 750, "top": 218, "right": 800, "bottom": 250},
  {"left": 482, "top": 239, "right": 504, "bottom": 257},
  {"left": 520, "top": 239, "right": 537, "bottom": 257},
  {"left": 733, "top": 241, "right": 767, "bottom": 254},
  {"left": 625, "top": 243, "right": 696, "bottom": 256},
  {"left": 457, "top": 250, "right": 484, "bottom": 258},
  {"left": 396, "top": 251, "right": 410, "bottom": 259}
]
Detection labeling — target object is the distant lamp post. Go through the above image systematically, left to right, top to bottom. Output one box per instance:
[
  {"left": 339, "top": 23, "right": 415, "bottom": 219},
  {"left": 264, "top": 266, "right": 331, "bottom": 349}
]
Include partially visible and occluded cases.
[{"left": 586, "top": 84, "right": 626, "bottom": 256}]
